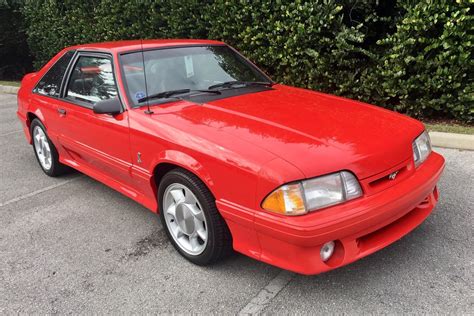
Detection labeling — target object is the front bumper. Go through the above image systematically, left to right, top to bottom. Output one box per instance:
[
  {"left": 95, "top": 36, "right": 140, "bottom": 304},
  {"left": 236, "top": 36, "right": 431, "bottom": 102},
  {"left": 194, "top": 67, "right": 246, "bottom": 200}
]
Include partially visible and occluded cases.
[{"left": 218, "top": 152, "right": 445, "bottom": 275}]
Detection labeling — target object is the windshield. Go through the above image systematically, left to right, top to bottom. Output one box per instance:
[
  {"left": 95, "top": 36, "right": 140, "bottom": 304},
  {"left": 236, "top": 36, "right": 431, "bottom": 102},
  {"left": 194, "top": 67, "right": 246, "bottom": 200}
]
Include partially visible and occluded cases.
[{"left": 120, "top": 45, "right": 271, "bottom": 107}]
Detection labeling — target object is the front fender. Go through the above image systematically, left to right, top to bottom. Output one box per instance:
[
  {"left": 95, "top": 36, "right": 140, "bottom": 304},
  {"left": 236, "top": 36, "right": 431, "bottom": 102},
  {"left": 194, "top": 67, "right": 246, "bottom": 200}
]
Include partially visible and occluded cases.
[{"left": 152, "top": 149, "right": 215, "bottom": 192}]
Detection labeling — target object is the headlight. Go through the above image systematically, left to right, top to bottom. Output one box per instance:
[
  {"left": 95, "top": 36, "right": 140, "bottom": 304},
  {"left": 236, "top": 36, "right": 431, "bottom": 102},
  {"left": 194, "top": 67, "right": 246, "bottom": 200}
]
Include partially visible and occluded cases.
[
  {"left": 412, "top": 131, "right": 432, "bottom": 167},
  {"left": 261, "top": 171, "right": 363, "bottom": 216}
]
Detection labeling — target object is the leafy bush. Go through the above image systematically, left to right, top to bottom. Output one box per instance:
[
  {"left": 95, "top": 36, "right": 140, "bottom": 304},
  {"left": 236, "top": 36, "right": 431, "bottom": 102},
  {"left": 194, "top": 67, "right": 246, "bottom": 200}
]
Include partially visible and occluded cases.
[
  {"left": 20, "top": 0, "right": 473, "bottom": 122},
  {"left": 367, "top": 0, "right": 473, "bottom": 122},
  {"left": 207, "top": 1, "right": 400, "bottom": 100},
  {"left": 209, "top": 1, "right": 367, "bottom": 91}
]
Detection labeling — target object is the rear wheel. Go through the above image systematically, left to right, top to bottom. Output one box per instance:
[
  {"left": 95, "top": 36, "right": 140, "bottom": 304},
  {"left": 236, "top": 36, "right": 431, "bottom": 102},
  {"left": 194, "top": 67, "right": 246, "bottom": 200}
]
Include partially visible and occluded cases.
[
  {"left": 30, "top": 119, "right": 70, "bottom": 177},
  {"left": 158, "top": 169, "right": 232, "bottom": 265}
]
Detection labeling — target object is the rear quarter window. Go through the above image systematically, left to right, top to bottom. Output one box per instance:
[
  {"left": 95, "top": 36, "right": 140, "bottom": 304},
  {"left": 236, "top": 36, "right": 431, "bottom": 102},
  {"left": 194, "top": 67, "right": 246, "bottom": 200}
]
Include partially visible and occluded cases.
[{"left": 35, "top": 50, "right": 75, "bottom": 97}]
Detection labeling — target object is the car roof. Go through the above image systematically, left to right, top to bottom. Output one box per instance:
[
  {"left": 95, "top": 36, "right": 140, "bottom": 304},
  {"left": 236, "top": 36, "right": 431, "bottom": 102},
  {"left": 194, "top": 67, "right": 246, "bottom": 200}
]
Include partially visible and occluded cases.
[{"left": 68, "top": 39, "right": 226, "bottom": 54}]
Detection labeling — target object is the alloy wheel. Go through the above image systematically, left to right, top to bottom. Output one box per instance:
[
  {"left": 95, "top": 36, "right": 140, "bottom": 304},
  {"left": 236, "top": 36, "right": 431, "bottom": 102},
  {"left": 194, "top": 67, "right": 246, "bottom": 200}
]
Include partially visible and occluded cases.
[
  {"left": 33, "top": 126, "right": 52, "bottom": 170},
  {"left": 163, "top": 183, "right": 208, "bottom": 255}
]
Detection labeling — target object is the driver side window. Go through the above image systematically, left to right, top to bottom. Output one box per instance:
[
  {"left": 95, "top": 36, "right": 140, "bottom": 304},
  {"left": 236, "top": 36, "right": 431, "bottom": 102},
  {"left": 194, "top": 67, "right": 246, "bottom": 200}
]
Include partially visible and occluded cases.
[{"left": 66, "top": 55, "right": 118, "bottom": 106}]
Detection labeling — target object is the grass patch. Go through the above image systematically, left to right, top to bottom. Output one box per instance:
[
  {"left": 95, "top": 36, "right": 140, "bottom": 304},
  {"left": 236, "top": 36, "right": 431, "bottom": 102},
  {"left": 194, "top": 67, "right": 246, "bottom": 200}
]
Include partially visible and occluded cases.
[
  {"left": 0, "top": 80, "right": 21, "bottom": 87},
  {"left": 424, "top": 122, "right": 474, "bottom": 135}
]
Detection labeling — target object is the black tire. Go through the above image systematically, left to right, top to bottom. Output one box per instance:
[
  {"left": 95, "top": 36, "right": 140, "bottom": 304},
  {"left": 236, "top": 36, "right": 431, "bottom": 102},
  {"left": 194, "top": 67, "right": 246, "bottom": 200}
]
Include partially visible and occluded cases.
[
  {"left": 30, "top": 118, "right": 70, "bottom": 177},
  {"left": 158, "top": 168, "right": 233, "bottom": 265}
]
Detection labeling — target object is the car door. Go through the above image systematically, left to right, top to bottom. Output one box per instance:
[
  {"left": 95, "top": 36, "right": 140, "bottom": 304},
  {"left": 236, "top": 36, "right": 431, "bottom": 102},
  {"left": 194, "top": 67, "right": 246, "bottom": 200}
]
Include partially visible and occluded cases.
[{"left": 55, "top": 52, "right": 133, "bottom": 186}]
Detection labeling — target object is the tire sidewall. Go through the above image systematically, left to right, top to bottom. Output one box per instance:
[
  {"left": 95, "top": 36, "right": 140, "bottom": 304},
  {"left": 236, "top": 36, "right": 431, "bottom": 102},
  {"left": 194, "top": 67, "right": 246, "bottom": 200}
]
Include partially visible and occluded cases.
[{"left": 158, "top": 170, "right": 218, "bottom": 265}]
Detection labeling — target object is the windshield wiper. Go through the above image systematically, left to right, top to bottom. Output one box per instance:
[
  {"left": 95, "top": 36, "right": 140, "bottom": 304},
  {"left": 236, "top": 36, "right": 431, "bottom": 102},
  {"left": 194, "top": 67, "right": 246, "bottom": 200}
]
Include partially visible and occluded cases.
[
  {"left": 208, "top": 81, "right": 273, "bottom": 90},
  {"left": 138, "top": 89, "right": 221, "bottom": 103}
]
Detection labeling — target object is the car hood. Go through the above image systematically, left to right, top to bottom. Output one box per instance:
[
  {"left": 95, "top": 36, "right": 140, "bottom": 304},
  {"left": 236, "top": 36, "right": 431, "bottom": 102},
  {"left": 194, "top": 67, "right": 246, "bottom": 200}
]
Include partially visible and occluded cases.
[{"left": 177, "top": 85, "right": 424, "bottom": 179}]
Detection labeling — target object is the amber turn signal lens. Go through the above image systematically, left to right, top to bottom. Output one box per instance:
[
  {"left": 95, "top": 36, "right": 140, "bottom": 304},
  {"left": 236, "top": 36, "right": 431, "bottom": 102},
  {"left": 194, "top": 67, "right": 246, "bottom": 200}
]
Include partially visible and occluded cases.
[{"left": 261, "top": 183, "right": 307, "bottom": 215}]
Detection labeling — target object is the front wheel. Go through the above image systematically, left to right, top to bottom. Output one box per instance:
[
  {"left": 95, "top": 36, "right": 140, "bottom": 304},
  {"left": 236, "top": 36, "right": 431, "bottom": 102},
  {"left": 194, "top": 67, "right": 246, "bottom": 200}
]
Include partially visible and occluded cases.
[{"left": 158, "top": 169, "right": 232, "bottom": 265}]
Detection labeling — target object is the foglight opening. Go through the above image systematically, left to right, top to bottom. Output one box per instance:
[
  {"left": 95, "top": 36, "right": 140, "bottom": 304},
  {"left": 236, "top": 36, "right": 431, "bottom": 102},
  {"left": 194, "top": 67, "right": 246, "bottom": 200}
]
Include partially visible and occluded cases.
[{"left": 320, "top": 241, "right": 335, "bottom": 262}]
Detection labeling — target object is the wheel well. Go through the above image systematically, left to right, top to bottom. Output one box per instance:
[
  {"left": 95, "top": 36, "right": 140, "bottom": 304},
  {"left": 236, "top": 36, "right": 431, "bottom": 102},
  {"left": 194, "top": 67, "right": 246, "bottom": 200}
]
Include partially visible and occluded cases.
[
  {"left": 27, "top": 112, "right": 39, "bottom": 128},
  {"left": 151, "top": 162, "right": 215, "bottom": 200},
  {"left": 152, "top": 163, "right": 181, "bottom": 189}
]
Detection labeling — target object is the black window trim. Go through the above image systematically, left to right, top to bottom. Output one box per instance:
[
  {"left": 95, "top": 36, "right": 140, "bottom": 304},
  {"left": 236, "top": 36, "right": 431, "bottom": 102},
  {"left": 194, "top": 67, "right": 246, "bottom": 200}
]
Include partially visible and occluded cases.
[
  {"left": 118, "top": 44, "right": 274, "bottom": 109},
  {"left": 32, "top": 49, "right": 77, "bottom": 99},
  {"left": 60, "top": 51, "right": 125, "bottom": 112}
]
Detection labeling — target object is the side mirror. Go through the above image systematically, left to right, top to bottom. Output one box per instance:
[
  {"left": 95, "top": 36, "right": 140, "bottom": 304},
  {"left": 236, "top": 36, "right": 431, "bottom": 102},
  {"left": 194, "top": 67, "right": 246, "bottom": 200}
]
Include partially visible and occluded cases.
[{"left": 93, "top": 98, "right": 123, "bottom": 115}]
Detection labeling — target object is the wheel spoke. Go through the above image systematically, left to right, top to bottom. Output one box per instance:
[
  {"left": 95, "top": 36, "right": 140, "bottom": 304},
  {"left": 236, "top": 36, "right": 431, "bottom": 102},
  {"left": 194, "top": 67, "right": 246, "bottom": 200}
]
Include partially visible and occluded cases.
[
  {"left": 43, "top": 140, "right": 50, "bottom": 152},
  {"left": 41, "top": 142, "right": 47, "bottom": 156},
  {"left": 46, "top": 150, "right": 52, "bottom": 162},
  {"left": 38, "top": 153, "right": 45, "bottom": 165},
  {"left": 183, "top": 187, "right": 197, "bottom": 204},
  {"left": 170, "top": 189, "right": 185, "bottom": 203},
  {"left": 166, "top": 203, "right": 177, "bottom": 218},
  {"left": 186, "top": 203, "right": 204, "bottom": 221},
  {"left": 170, "top": 221, "right": 184, "bottom": 238},
  {"left": 196, "top": 228, "right": 207, "bottom": 241},
  {"left": 176, "top": 229, "right": 185, "bottom": 239},
  {"left": 176, "top": 233, "right": 188, "bottom": 249},
  {"left": 189, "top": 235, "right": 200, "bottom": 251}
]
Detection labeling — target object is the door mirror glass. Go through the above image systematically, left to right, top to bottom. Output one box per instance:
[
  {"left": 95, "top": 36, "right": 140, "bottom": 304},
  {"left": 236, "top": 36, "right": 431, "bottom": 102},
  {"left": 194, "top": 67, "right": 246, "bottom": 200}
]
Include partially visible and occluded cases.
[{"left": 93, "top": 97, "right": 122, "bottom": 115}]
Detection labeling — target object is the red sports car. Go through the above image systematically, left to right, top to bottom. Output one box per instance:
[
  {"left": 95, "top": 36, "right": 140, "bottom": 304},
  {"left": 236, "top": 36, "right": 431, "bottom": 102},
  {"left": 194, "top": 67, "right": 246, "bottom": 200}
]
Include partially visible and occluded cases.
[{"left": 17, "top": 40, "right": 445, "bottom": 275}]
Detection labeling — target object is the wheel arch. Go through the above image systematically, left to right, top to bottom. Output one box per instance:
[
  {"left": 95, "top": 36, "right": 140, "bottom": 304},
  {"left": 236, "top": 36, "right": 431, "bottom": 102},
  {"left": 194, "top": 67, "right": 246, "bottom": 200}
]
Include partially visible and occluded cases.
[
  {"left": 27, "top": 109, "right": 48, "bottom": 128},
  {"left": 26, "top": 111, "right": 45, "bottom": 144},
  {"left": 27, "top": 112, "right": 40, "bottom": 127},
  {"left": 150, "top": 150, "right": 217, "bottom": 204}
]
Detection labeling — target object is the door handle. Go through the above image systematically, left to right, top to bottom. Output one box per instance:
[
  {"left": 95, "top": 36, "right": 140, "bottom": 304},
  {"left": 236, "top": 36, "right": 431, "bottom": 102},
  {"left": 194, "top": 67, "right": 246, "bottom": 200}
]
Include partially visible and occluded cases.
[{"left": 57, "top": 108, "right": 67, "bottom": 115}]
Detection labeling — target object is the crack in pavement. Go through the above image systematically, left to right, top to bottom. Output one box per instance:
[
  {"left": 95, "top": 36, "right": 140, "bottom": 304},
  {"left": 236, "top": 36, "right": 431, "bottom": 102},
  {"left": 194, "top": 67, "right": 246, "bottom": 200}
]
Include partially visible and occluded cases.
[
  {"left": 0, "top": 130, "right": 22, "bottom": 137},
  {"left": 0, "top": 176, "right": 81, "bottom": 208},
  {"left": 239, "top": 270, "right": 295, "bottom": 315}
]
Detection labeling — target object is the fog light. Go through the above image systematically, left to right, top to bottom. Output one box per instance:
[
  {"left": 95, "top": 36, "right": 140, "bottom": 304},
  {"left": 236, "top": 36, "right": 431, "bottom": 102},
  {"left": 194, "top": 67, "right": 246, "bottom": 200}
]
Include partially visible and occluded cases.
[{"left": 320, "top": 241, "right": 335, "bottom": 262}]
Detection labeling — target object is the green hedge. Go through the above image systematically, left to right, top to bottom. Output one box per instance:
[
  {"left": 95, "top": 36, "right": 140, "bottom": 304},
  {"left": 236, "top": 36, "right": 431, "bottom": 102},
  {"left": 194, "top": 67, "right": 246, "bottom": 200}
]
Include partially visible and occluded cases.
[
  {"left": 20, "top": 0, "right": 473, "bottom": 122},
  {"left": 370, "top": 0, "right": 473, "bottom": 123}
]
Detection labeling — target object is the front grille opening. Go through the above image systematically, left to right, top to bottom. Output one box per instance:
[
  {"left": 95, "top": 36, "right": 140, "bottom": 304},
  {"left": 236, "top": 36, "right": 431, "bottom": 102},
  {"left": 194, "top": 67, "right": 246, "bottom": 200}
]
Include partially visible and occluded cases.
[
  {"left": 369, "top": 166, "right": 408, "bottom": 189},
  {"left": 356, "top": 195, "right": 430, "bottom": 253},
  {"left": 419, "top": 196, "right": 430, "bottom": 206}
]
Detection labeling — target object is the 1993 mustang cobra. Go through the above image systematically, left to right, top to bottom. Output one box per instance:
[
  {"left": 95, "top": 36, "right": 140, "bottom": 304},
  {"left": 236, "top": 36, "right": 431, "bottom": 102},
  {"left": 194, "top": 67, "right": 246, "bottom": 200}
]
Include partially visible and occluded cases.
[{"left": 17, "top": 40, "right": 445, "bottom": 274}]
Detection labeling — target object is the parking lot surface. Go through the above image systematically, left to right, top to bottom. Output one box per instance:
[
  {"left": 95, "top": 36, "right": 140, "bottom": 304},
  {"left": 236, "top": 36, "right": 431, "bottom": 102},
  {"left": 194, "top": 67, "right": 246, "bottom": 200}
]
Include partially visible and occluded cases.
[{"left": 1, "top": 93, "right": 472, "bottom": 314}]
